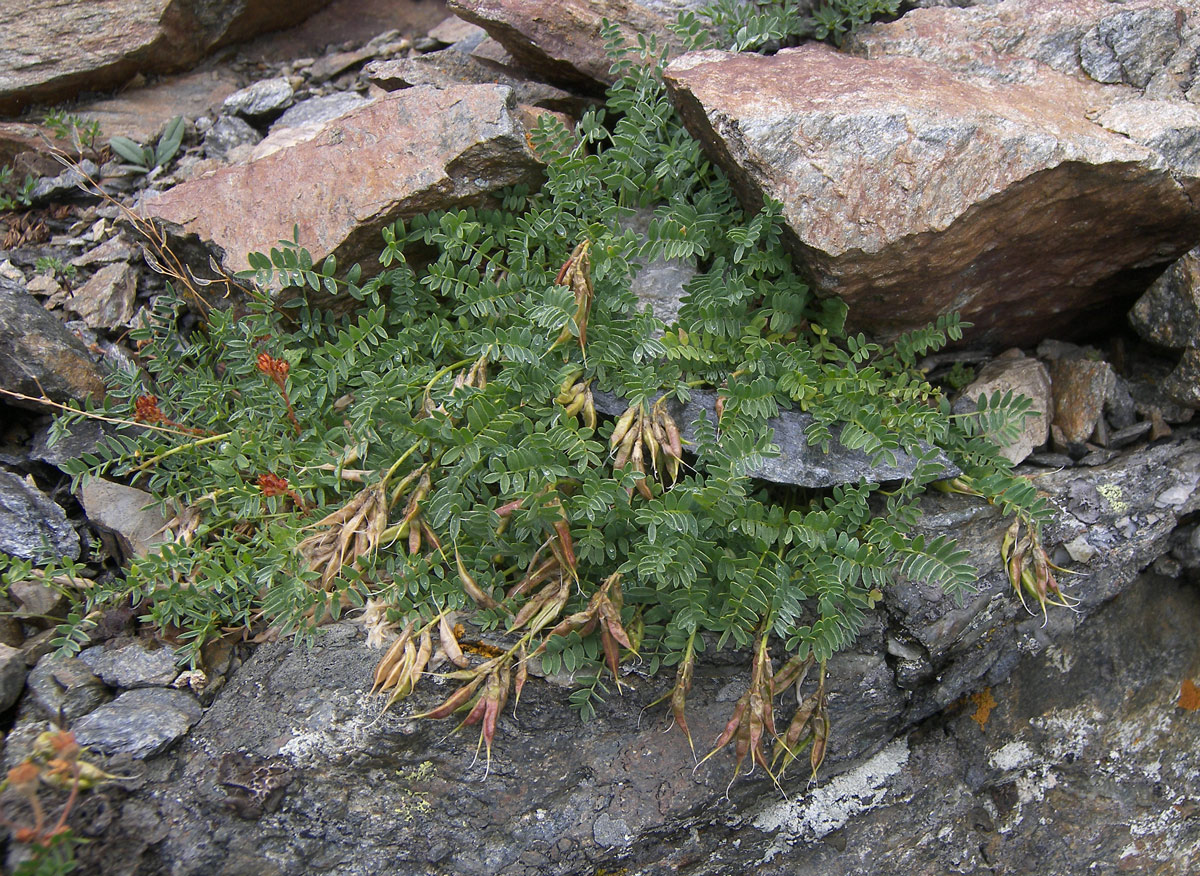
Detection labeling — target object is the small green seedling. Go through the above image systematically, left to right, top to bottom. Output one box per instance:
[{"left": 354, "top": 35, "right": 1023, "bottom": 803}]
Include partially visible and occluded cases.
[{"left": 108, "top": 116, "right": 186, "bottom": 173}]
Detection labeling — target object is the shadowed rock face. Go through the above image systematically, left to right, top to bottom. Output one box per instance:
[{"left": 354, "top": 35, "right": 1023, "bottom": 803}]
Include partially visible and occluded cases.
[
  {"left": 0, "top": 1, "right": 334, "bottom": 114},
  {"left": 663, "top": 43, "right": 1200, "bottom": 349}
]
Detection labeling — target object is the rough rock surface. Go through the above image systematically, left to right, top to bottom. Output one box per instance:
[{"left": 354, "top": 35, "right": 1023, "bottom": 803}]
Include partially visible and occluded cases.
[
  {"left": 0, "top": 0, "right": 335, "bottom": 114},
  {"left": 447, "top": 0, "right": 712, "bottom": 89},
  {"left": 663, "top": 37, "right": 1200, "bottom": 348},
  {"left": 144, "top": 84, "right": 544, "bottom": 308},
  {"left": 1130, "top": 246, "right": 1200, "bottom": 408},
  {"left": 67, "top": 261, "right": 138, "bottom": 329},
  {"left": 0, "top": 277, "right": 108, "bottom": 408},
  {"left": 0, "top": 277, "right": 109, "bottom": 408},
  {"left": 955, "top": 351, "right": 1051, "bottom": 463},
  {"left": 1047, "top": 354, "right": 1115, "bottom": 444},
  {"left": 56, "top": 432, "right": 1200, "bottom": 874},
  {"left": 0, "top": 468, "right": 80, "bottom": 562},
  {"left": 77, "top": 480, "right": 169, "bottom": 560},
  {"left": 624, "top": 570, "right": 1200, "bottom": 875},
  {"left": 79, "top": 638, "right": 179, "bottom": 689},
  {"left": 72, "top": 687, "right": 202, "bottom": 759}
]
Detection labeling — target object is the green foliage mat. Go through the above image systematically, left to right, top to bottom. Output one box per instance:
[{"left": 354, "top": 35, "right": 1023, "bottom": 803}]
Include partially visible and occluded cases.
[{"left": 11, "top": 12, "right": 1059, "bottom": 784}]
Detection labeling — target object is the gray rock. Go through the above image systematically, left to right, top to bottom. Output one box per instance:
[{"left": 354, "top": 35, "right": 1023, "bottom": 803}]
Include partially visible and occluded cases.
[
  {"left": 1080, "top": 7, "right": 1182, "bottom": 88},
  {"left": 222, "top": 77, "right": 294, "bottom": 121},
  {"left": 270, "top": 92, "right": 372, "bottom": 132},
  {"left": 203, "top": 115, "right": 262, "bottom": 161},
  {"left": 28, "top": 159, "right": 99, "bottom": 204},
  {"left": 623, "top": 207, "right": 698, "bottom": 329},
  {"left": 71, "top": 234, "right": 138, "bottom": 269},
  {"left": 1130, "top": 246, "right": 1200, "bottom": 351},
  {"left": 66, "top": 261, "right": 138, "bottom": 328},
  {"left": 0, "top": 277, "right": 108, "bottom": 409},
  {"left": 1164, "top": 344, "right": 1200, "bottom": 408},
  {"left": 955, "top": 350, "right": 1051, "bottom": 463},
  {"left": 592, "top": 388, "right": 960, "bottom": 488},
  {"left": 29, "top": 418, "right": 129, "bottom": 469},
  {"left": 70, "top": 423, "right": 1200, "bottom": 874},
  {"left": 0, "top": 468, "right": 79, "bottom": 561},
  {"left": 77, "top": 479, "right": 169, "bottom": 560},
  {"left": 624, "top": 570, "right": 1200, "bottom": 875},
  {"left": 79, "top": 638, "right": 179, "bottom": 689},
  {"left": 0, "top": 643, "right": 27, "bottom": 713},
  {"left": 26, "top": 655, "right": 111, "bottom": 723},
  {"left": 72, "top": 687, "right": 202, "bottom": 759}
]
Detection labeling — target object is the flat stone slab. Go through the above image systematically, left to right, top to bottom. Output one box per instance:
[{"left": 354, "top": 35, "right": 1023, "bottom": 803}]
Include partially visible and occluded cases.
[{"left": 144, "top": 84, "right": 543, "bottom": 309}]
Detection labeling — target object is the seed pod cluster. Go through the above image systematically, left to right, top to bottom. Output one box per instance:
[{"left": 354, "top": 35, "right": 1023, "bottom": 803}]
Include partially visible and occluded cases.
[
  {"left": 550, "top": 240, "right": 594, "bottom": 353},
  {"left": 555, "top": 368, "right": 597, "bottom": 429},
  {"left": 610, "top": 400, "right": 684, "bottom": 498},
  {"left": 297, "top": 481, "right": 389, "bottom": 589},
  {"left": 1001, "top": 517, "right": 1078, "bottom": 623},
  {"left": 533, "top": 572, "right": 637, "bottom": 687},
  {"left": 372, "top": 621, "right": 433, "bottom": 712},
  {"left": 697, "top": 634, "right": 795, "bottom": 792},
  {"left": 769, "top": 655, "right": 830, "bottom": 780}
]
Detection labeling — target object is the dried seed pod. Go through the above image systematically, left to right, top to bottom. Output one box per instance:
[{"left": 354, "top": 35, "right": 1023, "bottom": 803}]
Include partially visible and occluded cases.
[
  {"left": 609, "top": 406, "right": 638, "bottom": 450},
  {"left": 456, "top": 548, "right": 500, "bottom": 610},
  {"left": 439, "top": 612, "right": 469, "bottom": 668}
]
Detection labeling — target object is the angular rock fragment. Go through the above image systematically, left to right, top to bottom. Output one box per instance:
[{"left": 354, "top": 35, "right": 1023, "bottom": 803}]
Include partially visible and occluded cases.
[
  {"left": 663, "top": 42, "right": 1200, "bottom": 349},
  {"left": 222, "top": 77, "right": 294, "bottom": 121},
  {"left": 145, "top": 84, "right": 544, "bottom": 311},
  {"left": 270, "top": 92, "right": 372, "bottom": 131},
  {"left": 1130, "top": 246, "right": 1200, "bottom": 408},
  {"left": 67, "top": 261, "right": 138, "bottom": 329},
  {"left": 0, "top": 279, "right": 107, "bottom": 408},
  {"left": 956, "top": 351, "right": 1051, "bottom": 464},
  {"left": 1046, "top": 354, "right": 1116, "bottom": 445},
  {"left": 0, "top": 469, "right": 80, "bottom": 562},
  {"left": 78, "top": 480, "right": 169, "bottom": 560},
  {"left": 80, "top": 639, "right": 179, "bottom": 689},
  {"left": 0, "top": 643, "right": 27, "bottom": 713},
  {"left": 26, "top": 656, "right": 111, "bottom": 724},
  {"left": 73, "top": 688, "right": 202, "bottom": 759}
]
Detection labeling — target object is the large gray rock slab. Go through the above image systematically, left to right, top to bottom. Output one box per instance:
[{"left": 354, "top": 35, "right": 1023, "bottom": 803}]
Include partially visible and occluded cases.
[
  {"left": 0, "top": 0, "right": 334, "bottom": 114},
  {"left": 663, "top": 39, "right": 1200, "bottom": 349},
  {"left": 144, "top": 84, "right": 544, "bottom": 312},
  {"left": 0, "top": 277, "right": 108, "bottom": 410},
  {"left": 64, "top": 431, "right": 1200, "bottom": 874},
  {"left": 0, "top": 469, "right": 79, "bottom": 562},
  {"left": 621, "top": 570, "right": 1200, "bottom": 875}
]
